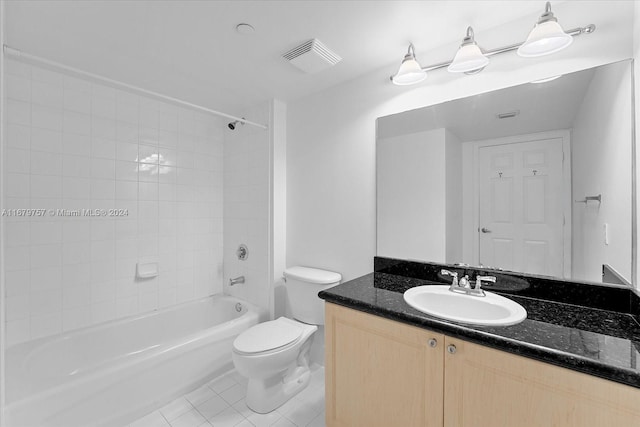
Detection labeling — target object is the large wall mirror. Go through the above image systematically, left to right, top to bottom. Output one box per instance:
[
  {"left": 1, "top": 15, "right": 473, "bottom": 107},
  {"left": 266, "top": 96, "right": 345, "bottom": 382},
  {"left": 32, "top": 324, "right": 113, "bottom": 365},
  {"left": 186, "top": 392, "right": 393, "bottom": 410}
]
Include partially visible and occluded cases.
[{"left": 376, "top": 59, "right": 635, "bottom": 286}]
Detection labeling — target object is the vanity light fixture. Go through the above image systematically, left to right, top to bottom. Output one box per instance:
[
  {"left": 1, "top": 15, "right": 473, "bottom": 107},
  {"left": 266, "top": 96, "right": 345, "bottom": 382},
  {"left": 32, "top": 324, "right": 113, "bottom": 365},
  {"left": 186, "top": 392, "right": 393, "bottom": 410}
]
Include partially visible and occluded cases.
[
  {"left": 390, "top": 2, "right": 595, "bottom": 86},
  {"left": 517, "top": 2, "right": 573, "bottom": 57},
  {"left": 447, "top": 27, "right": 489, "bottom": 74},
  {"left": 391, "top": 43, "right": 427, "bottom": 85}
]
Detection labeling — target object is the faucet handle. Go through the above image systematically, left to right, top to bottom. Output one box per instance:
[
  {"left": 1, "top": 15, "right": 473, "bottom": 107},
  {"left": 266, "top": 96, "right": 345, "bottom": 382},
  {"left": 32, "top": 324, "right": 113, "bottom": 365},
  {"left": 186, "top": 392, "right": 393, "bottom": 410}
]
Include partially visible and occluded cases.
[
  {"left": 441, "top": 269, "right": 458, "bottom": 286},
  {"left": 475, "top": 275, "right": 496, "bottom": 290}
]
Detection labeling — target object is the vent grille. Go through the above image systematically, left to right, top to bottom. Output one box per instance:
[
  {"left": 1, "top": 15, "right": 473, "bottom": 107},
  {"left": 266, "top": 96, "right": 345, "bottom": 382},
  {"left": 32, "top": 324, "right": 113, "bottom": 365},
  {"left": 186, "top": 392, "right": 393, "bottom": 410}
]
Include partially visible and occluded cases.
[{"left": 282, "top": 39, "right": 342, "bottom": 73}]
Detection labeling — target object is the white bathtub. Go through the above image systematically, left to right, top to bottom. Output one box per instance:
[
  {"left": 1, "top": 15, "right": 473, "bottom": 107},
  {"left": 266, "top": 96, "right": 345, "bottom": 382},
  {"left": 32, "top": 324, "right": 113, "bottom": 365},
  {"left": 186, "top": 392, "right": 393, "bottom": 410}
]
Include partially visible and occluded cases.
[{"left": 5, "top": 295, "right": 266, "bottom": 427}]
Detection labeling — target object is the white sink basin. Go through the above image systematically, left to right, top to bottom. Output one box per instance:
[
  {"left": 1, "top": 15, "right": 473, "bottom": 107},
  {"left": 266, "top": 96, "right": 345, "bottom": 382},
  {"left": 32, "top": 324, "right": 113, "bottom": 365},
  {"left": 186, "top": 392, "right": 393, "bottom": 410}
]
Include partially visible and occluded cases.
[{"left": 403, "top": 285, "right": 527, "bottom": 326}]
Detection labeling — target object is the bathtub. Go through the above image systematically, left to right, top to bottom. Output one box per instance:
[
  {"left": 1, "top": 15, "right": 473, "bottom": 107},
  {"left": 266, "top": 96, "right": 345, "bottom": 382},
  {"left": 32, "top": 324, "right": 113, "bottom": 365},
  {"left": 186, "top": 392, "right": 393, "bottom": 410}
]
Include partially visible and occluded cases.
[{"left": 5, "top": 295, "right": 266, "bottom": 427}]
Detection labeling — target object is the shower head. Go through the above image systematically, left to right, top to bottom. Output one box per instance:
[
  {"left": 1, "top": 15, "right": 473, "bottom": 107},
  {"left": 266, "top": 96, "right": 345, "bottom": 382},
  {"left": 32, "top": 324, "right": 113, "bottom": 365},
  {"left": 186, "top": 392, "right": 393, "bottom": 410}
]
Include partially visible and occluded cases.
[{"left": 228, "top": 118, "right": 246, "bottom": 130}]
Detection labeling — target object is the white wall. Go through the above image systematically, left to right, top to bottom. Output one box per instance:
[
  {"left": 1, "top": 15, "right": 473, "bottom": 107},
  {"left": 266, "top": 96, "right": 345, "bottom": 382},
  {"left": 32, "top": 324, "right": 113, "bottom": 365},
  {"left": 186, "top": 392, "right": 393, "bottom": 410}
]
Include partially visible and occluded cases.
[
  {"left": 1, "top": 0, "right": 6, "bottom": 421},
  {"left": 634, "top": 0, "right": 640, "bottom": 289},
  {"left": 287, "top": 2, "right": 633, "bottom": 282},
  {"left": 2, "top": 59, "right": 225, "bottom": 346},
  {"left": 572, "top": 61, "right": 633, "bottom": 283},
  {"left": 271, "top": 100, "right": 289, "bottom": 319},
  {"left": 377, "top": 128, "right": 447, "bottom": 262},
  {"left": 445, "top": 129, "right": 462, "bottom": 263}
]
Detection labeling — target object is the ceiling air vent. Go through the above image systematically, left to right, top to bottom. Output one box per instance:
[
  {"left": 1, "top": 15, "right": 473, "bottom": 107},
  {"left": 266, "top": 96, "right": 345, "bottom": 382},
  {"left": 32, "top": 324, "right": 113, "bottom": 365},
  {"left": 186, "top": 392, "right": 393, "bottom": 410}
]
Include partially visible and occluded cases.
[{"left": 282, "top": 39, "right": 342, "bottom": 74}]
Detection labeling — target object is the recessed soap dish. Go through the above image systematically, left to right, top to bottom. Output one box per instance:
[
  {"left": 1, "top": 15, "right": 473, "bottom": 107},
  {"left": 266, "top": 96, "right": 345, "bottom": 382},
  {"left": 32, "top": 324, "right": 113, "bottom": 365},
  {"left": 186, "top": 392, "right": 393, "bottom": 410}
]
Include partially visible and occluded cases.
[{"left": 136, "top": 261, "right": 159, "bottom": 279}]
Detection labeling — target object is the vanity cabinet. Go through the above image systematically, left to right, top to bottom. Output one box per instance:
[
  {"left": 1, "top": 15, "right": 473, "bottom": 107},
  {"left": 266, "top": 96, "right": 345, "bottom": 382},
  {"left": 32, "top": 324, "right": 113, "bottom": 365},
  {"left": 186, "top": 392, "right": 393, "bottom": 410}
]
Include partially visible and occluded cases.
[
  {"left": 325, "top": 302, "right": 444, "bottom": 427},
  {"left": 325, "top": 303, "right": 640, "bottom": 427}
]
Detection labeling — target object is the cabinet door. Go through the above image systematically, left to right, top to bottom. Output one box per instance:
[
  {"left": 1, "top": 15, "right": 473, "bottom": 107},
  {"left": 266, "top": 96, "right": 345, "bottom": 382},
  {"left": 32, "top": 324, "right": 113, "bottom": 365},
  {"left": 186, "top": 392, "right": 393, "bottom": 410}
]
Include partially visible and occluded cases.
[
  {"left": 325, "top": 303, "right": 444, "bottom": 427},
  {"left": 444, "top": 337, "right": 640, "bottom": 427}
]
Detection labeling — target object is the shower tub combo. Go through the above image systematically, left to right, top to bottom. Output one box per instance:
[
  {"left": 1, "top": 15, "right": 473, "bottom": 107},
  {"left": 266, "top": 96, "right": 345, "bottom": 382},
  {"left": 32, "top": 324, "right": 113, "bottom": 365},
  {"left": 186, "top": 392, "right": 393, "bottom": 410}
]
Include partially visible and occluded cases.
[{"left": 5, "top": 295, "right": 265, "bottom": 427}]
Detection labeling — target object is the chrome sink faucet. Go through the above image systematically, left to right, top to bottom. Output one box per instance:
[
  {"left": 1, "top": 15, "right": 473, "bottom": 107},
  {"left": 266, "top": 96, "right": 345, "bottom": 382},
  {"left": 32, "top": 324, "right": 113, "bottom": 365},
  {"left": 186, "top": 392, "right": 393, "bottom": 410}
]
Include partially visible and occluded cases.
[
  {"left": 441, "top": 269, "right": 496, "bottom": 297},
  {"left": 441, "top": 269, "right": 459, "bottom": 287},
  {"left": 459, "top": 274, "right": 472, "bottom": 289}
]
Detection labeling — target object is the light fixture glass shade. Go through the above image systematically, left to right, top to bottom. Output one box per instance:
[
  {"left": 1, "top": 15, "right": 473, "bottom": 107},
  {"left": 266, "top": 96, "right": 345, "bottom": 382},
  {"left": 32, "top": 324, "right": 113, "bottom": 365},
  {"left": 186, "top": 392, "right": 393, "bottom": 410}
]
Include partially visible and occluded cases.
[
  {"left": 517, "top": 20, "right": 573, "bottom": 57},
  {"left": 447, "top": 43, "right": 489, "bottom": 73},
  {"left": 392, "top": 51, "right": 426, "bottom": 85}
]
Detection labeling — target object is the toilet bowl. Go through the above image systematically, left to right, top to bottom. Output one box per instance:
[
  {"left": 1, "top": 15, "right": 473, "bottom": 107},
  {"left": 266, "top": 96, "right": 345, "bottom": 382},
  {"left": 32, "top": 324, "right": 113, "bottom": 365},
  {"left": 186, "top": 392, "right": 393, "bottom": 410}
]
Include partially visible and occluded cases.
[
  {"left": 232, "top": 266, "right": 341, "bottom": 413},
  {"left": 232, "top": 317, "right": 317, "bottom": 413}
]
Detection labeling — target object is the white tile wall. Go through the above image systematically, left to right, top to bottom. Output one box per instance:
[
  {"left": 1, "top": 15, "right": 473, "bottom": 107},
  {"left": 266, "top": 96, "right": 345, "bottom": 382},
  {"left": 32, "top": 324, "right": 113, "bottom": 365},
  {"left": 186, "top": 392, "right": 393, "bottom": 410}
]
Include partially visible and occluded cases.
[
  {"left": 3, "top": 59, "right": 224, "bottom": 346},
  {"left": 224, "top": 103, "right": 271, "bottom": 311}
]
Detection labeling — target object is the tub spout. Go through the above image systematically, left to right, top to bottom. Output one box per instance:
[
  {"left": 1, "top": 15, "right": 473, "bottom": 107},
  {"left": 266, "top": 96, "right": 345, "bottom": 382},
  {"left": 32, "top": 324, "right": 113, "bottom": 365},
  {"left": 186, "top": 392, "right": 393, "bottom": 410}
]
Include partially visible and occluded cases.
[{"left": 230, "top": 276, "right": 245, "bottom": 286}]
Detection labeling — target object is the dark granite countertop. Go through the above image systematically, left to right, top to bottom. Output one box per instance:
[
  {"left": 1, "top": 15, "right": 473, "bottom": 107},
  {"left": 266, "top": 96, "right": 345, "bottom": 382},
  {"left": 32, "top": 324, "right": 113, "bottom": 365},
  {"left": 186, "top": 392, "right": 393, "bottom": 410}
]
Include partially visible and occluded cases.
[{"left": 319, "top": 271, "right": 640, "bottom": 389}]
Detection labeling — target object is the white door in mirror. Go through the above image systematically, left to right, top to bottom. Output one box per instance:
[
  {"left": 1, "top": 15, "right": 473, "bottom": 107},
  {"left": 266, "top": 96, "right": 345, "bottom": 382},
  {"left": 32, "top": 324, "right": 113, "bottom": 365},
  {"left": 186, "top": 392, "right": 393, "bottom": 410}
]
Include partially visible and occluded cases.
[
  {"left": 478, "top": 137, "right": 565, "bottom": 277},
  {"left": 403, "top": 285, "right": 527, "bottom": 326}
]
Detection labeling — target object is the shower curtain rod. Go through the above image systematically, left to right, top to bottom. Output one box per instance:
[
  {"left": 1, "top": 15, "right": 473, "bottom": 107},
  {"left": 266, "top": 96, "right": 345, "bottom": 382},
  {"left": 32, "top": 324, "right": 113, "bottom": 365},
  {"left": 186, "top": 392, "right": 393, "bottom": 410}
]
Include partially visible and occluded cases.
[{"left": 2, "top": 45, "right": 268, "bottom": 130}]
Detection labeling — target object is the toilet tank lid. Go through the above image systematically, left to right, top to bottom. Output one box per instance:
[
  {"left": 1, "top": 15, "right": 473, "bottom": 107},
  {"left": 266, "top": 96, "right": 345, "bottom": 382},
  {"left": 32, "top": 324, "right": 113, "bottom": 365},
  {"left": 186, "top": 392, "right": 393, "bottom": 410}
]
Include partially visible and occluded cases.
[{"left": 284, "top": 266, "right": 342, "bottom": 284}]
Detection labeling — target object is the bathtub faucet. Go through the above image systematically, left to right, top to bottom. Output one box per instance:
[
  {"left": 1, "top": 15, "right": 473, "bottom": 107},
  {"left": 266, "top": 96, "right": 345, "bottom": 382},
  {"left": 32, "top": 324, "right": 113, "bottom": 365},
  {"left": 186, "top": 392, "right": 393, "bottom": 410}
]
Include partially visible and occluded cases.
[{"left": 229, "top": 276, "right": 245, "bottom": 286}]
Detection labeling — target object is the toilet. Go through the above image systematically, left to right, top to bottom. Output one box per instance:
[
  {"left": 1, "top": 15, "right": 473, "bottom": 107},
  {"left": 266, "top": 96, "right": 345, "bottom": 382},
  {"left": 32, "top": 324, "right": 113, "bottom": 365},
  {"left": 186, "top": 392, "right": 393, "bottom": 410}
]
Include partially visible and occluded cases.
[{"left": 232, "top": 266, "right": 341, "bottom": 413}]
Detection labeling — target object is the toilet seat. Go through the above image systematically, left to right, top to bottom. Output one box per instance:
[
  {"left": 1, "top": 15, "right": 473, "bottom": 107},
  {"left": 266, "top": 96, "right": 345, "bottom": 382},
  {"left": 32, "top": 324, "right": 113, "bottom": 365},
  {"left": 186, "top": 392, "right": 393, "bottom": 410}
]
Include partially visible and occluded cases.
[{"left": 233, "top": 318, "right": 304, "bottom": 356}]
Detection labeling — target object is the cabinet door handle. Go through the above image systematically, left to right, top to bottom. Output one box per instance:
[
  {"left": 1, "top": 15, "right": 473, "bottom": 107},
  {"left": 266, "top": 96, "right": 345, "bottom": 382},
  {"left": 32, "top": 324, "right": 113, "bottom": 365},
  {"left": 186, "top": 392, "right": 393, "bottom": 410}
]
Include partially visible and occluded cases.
[
  {"left": 428, "top": 338, "right": 438, "bottom": 348},
  {"left": 447, "top": 344, "right": 457, "bottom": 354}
]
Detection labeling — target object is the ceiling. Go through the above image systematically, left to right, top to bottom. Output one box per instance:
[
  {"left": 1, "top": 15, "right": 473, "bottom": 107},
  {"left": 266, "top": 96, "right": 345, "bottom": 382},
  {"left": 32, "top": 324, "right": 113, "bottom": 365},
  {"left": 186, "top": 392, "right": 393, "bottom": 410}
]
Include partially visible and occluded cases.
[
  {"left": 5, "top": 1, "right": 562, "bottom": 115},
  {"left": 377, "top": 65, "right": 597, "bottom": 142}
]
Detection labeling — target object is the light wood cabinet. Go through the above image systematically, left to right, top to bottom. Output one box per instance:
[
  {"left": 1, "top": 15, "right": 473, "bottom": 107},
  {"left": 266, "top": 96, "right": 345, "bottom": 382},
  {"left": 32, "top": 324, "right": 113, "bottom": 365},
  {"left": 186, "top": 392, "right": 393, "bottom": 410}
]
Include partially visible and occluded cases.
[
  {"left": 325, "top": 302, "right": 444, "bottom": 427},
  {"left": 325, "top": 303, "right": 640, "bottom": 427},
  {"left": 443, "top": 337, "right": 640, "bottom": 427}
]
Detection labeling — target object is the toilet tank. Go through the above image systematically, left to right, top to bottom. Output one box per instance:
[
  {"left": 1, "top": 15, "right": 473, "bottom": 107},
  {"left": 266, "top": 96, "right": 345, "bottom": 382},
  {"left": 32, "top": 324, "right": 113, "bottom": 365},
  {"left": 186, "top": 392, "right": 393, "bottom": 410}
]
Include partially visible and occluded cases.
[{"left": 284, "top": 266, "right": 342, "bottom": 325}]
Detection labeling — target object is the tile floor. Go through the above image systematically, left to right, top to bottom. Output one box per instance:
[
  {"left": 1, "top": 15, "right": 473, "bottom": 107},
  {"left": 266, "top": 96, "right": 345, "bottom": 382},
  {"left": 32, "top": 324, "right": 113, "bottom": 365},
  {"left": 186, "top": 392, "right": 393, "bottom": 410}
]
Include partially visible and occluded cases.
[{"left": 127, "top": 365, "right": 326, "bottom": 427}]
